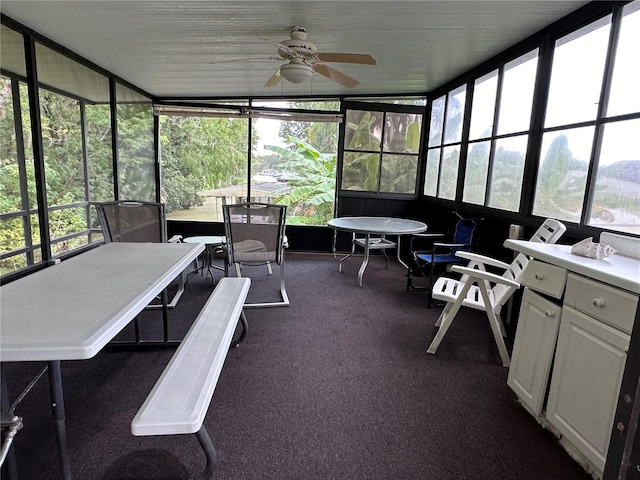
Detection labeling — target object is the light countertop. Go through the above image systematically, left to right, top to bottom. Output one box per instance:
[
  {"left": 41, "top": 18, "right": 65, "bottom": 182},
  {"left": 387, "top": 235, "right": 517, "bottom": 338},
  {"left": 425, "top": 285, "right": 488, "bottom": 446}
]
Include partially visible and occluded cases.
[{"left": 504, "top": 239, "right": 640, "bottom": 294}]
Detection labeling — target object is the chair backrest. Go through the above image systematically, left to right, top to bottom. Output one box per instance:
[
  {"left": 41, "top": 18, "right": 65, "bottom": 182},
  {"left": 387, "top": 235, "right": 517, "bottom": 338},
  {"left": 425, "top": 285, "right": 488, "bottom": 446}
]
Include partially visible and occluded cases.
[
  {"left": 96, "top": 200, "right": 166, "bottom": 243},
  {"left": 223, "top": 202, "right": 287, "bottom": 264},
  {"left": 453, "top": 217, "right": 479, "bottom": 246},
  {"left": 530, "top": 218, "right": 566, "bottom": 244},
  {"left": 491, "top": 219, "right": 565, "bottom": 308},
  {"left": 492, "top": 252, "right": 529, "bottom": 308}
]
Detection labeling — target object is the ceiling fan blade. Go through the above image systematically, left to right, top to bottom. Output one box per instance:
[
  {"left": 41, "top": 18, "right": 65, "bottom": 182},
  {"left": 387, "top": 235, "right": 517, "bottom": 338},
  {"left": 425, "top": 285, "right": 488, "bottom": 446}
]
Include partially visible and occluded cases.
[
  {"left": 316, "top": 53, "right": 377, "bottom": 65},
  {"left": 209, "top": 57, "right": 280, "bottom": 65},
  {"left": 313, "top": 63, "right": 359, "bottom": 88},
  {"left": 264, "top": 69, "right": 282, "bottom": 87}
]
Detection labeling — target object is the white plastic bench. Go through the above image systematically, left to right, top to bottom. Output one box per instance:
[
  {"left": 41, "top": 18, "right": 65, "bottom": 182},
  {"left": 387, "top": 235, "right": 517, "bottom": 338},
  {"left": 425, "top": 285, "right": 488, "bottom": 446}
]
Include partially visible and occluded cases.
[{"left": 131, "top": 277, "right": 251, "bottom": 479}]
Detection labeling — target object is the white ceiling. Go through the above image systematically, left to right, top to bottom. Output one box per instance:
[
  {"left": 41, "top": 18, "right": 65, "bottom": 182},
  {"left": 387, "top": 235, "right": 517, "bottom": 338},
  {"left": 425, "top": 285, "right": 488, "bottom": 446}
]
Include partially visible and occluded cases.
[{"left": 1, "top": 1, "right": 591, "bottom": 99}]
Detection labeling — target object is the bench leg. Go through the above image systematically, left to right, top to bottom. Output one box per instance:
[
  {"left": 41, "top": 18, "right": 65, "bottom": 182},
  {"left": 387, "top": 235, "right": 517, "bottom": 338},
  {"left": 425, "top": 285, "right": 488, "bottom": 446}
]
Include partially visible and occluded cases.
[
  {"left": 230, "top": 312, "right": 248, "bottom": 348},
  {"left": 195, "top": 427, "right": 216, "bottom": 480}
]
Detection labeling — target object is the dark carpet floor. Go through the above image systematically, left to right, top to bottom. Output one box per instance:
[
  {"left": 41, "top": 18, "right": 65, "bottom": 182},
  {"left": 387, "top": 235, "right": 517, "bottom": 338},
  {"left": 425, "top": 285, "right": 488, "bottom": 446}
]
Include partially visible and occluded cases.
[{"left": 2, "top": 252, "right": 592, "bottom": 480}]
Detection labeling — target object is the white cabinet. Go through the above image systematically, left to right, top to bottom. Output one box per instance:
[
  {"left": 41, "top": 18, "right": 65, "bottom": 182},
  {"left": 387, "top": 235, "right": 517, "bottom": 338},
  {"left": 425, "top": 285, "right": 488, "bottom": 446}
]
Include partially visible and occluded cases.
[
  {"left": 503, "top": 239, "right": 640, "bottom": 480},
  {"left": 545, "top": 304, "right": 629, "bottom": 473}
]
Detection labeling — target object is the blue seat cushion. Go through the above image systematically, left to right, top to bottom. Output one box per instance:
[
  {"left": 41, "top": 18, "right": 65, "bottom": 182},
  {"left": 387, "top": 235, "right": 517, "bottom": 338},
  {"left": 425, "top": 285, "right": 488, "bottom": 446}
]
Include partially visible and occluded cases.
[{"left": 416, "top": 253, "right": 466, "bottom": 264}]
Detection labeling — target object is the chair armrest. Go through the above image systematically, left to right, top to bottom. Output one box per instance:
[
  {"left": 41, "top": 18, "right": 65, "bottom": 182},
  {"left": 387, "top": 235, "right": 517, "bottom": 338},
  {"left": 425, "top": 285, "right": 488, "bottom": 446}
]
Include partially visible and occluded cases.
[
  {"left": 410, "top": 233, "right": 444, "bottom": 251},
  {"left": 413, "top": 233, "right": 445, "bottom": 239},
  {"left": 168, "top": 235, "right": 183, "bottom": 243},
  {"left": 433, "top": 242, "right": 471, "bottom": 248},
  {"left": 455, "top": 251, "right": 510, "bottom": 270},
  {"left": 451, "top": 265, "right": 520, "bottom": 289}
]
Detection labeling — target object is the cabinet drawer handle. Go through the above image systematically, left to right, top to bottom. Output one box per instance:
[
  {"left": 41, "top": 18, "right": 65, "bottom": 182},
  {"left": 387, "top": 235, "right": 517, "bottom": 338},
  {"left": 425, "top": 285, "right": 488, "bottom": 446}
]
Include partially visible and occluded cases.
[
  {"left": 534, "top": 273, "right": 544, "bottom": 280},
  {"left": 592, "top": 298, "right": 606, "bottom": 308},
  {"left": 544, "top": 309, "right": 555, "bottom": 318}
]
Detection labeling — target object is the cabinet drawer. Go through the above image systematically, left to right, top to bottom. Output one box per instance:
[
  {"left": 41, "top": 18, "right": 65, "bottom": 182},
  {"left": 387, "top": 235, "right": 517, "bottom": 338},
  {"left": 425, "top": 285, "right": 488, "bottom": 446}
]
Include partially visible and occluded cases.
[
  {"left": 521, "top": 260, "right": 567, "bottom": 299},
  {"left": 564, "top": 273, "right": 638, "bottom": 334}
]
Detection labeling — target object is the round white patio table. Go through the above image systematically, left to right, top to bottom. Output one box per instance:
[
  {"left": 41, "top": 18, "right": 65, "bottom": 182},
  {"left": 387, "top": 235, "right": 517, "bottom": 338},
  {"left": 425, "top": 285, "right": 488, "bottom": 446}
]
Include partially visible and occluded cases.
[
  {"left": 327, "top": 216, "right": 427, "bottom": 286},
  {"left": 184, "top": 235, "right": 227, "bottom": 282}
]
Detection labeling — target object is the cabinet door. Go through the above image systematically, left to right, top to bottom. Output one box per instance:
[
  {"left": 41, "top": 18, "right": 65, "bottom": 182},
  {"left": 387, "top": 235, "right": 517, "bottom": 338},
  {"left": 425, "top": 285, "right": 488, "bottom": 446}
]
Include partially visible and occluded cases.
[
  {"left": 507, "top": 288, "right": 561, "bottom": 416},
  {"left": 545, "top": 306, "right": 629, "bottom": 473}
]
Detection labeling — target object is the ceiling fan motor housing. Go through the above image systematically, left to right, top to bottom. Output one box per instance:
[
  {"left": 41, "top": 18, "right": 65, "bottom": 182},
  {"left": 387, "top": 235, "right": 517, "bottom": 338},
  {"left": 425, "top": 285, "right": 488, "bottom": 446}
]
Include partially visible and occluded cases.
[{"left": 278, "top": 26, "right": 318, "bottom": 60}]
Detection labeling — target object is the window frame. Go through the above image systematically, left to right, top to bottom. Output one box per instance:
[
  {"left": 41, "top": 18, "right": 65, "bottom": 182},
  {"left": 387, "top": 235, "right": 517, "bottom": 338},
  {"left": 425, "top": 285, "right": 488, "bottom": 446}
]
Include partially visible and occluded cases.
[{"left": 339, "top": 100, "right": 426, "bottom": 199}]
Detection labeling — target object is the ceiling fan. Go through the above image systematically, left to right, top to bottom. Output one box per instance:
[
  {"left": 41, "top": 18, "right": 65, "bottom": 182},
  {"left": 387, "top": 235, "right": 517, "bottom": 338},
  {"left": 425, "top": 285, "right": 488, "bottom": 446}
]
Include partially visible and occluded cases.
[{"left": 262, "top": 26, "right": 377, "bottom": 88}]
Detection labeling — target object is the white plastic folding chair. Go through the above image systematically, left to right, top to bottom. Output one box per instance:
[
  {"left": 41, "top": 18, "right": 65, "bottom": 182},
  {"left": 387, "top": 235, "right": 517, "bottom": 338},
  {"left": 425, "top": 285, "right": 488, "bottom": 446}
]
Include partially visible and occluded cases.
[{"left": 426, "top": 218, "right": 566, "bottom": 367}]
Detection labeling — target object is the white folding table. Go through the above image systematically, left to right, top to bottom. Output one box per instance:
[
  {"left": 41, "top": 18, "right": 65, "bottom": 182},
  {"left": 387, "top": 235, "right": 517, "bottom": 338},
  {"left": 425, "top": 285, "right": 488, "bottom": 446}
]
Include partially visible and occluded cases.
[{"left": 0, "top": 241, "right": 204, "bottom": 480}]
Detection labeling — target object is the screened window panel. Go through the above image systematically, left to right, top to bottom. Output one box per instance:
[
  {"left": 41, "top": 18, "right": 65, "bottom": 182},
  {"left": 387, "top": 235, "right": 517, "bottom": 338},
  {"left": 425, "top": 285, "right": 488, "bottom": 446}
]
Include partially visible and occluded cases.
[
  {"left": 607, "top": 2, "right": 640, "bottom": 117},
  {"left": 544, "top": 18, "right": 611, "bottom": 128},
  {"left": 0, "top": 25, "right": 26, "bottom": 77},
  {"left": 35, "top": 42, "right": 110, "bottom": 103},
  {"left": 497, "top": 50, "right": 538, "bottom": 135},
  {"left": 469, "top": 70, "right": 498, "bottom": 140},
  {"left": 0, "top": 76, "right": 21, "bottom": 212},
  {"left": 116, "top": 83, "right": 155, "bottom": 202},
  {"left": 19, "top": 84, "right": 37, "bottom": 211},
  {"left": 443, "top": 86, "right": 466, "bottom": 144},
  {"left": 39, "top": 89, "right": 85, "bottom": 206},
  {"left": 428, "top": 96, "right": 445, "bottom": 147},
  {"left": 345, "top": 97, "right": 426, "bottom": 106},
  {"left": 161, "top": 99, "right": 339, "bottom": 226},
  {"left": 86, "top": 104, "right": 115, "bottom": 202},
  {"left": 342, "top": 106, "right": 422, "bottom": 196},
  {"left": 344, "top": 110, "right": 383, "bottom": 150},
  {"left": 384, "top": 112, "right": 422, "bottom": 154},
  {"left": 251, "top": 113, "right": 337, "bottom": 226},
  {"left": 162, "top": 115, "right": 248, "bottom": 222},
  {"left": 588, "top": 119, "right": 640, "bottom": 232},
  {"left": 533, "top": 126, "right": 594, "bottom": 222},
  {"left": 487, "top": 135, "right": 528, "bottom": 212},
  {"left": 463, "top": 141, "right": 491, "bottom": 205},
  {"left": 438, "top": 145, "right": 460, "bottom": 200},
  {"left": 424, "top": 148, "right": 440, "bottom": 197},
  {"left": 341, "top": 151, "right": 379, "bottom": 192},
  {"left": 380, "top": 154, "right": 418, "bottom": 194},
  {"left": 48, "top": 206, "right": 90, "bottom": 258},
  {"left": 30, "top": 213, "right": 41, "bottom": 245},
  {"left": 0, "top": 217, "right": 27, "bottom": 274},
  {"left": 51, "top": 234, "right": 89, "bottom": 258}
]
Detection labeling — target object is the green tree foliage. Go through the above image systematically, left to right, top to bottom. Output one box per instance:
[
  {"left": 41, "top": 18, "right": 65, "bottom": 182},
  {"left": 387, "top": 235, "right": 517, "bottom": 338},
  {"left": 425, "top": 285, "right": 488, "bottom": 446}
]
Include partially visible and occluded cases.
[
  {"left": 159, "top": 115, "right": 249, "bottom": 212},
  {"left": 266, "top": 136, "right": 336, "bottom": 225}
]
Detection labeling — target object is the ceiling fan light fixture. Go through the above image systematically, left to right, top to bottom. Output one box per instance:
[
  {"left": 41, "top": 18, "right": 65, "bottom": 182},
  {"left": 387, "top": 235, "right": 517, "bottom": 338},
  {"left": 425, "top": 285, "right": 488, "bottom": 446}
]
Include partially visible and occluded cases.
[{"left": 279, "top": 63, "right": 313, "bottom": 84}]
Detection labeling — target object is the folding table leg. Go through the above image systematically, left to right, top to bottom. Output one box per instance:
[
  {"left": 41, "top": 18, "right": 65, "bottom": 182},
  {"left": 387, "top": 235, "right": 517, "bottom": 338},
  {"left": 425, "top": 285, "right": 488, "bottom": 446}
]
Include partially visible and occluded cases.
[{"left": 48, "top": 360, "right": 72, "bottom": 480}]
